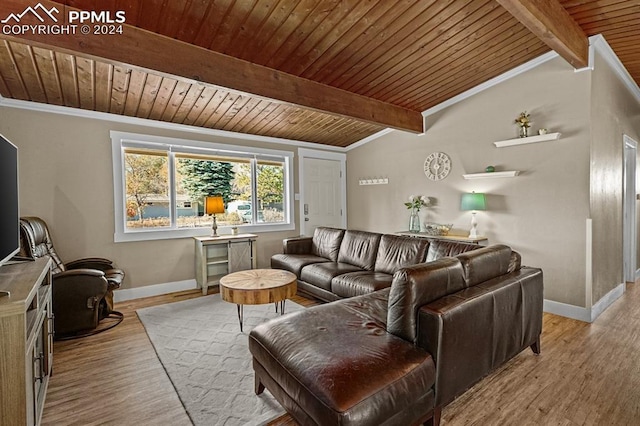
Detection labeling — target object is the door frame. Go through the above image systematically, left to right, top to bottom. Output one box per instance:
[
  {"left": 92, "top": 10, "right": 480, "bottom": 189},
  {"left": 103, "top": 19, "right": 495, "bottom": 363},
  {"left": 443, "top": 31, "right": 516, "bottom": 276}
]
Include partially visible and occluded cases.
[
  {"left": 623, "top": 134, "right": 638, "bottom": 282},
  {"left": 298, "top": 148, "right": 347, "bottom": 236}
]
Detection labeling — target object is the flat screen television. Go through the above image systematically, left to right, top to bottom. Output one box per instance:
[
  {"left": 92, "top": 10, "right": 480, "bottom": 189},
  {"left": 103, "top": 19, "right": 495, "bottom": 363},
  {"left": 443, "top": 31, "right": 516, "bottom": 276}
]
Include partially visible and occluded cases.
[{"left": 0, "top": 133, "right": 19, "bottom": 269}]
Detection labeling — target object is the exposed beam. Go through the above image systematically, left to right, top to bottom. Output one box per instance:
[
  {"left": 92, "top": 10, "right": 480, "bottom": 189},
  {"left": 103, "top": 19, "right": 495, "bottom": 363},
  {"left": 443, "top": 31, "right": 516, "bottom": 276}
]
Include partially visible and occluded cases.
[
  {"left": 0, "top": 0, "right": 424, "bottom": 133},
  {"left": 497, "top": 0, "right": 589, "bottom": 69}
]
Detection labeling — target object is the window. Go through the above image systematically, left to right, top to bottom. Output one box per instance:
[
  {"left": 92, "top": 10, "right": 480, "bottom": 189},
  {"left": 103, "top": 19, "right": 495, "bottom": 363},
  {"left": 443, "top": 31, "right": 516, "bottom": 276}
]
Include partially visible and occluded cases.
[{"left": 112, "top": 132, "right": 294, "bottom": 242}]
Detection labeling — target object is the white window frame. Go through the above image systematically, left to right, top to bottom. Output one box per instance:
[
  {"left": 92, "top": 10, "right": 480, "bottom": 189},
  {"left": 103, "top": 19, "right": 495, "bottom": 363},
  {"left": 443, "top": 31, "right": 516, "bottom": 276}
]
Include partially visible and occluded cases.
[{"left": 111, "top": 131, "right": 294, "bottom": 242}]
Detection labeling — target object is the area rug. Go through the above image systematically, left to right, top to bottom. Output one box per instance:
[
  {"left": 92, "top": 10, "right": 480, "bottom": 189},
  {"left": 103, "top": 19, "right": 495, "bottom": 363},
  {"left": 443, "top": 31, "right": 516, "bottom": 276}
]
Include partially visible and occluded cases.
[{"left": 136, "top": 294, "right": 304, "bottom": 426}]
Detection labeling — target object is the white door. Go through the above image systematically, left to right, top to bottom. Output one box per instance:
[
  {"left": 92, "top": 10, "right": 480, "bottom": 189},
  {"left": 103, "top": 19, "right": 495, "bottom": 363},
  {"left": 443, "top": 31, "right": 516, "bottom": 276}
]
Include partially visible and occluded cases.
[{"left": 301, "top": 157, "right": 343, "bottom": 236}]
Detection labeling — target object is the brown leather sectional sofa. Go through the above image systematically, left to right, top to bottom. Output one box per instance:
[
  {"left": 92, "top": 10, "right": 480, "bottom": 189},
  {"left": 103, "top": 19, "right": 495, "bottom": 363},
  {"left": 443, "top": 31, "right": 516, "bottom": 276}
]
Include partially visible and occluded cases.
[
  {"left": 251, "top": 227, "right": 544, "bottom": 425},
  {"left": 271, "top": 227, "right": 482, "bottom": 301}
]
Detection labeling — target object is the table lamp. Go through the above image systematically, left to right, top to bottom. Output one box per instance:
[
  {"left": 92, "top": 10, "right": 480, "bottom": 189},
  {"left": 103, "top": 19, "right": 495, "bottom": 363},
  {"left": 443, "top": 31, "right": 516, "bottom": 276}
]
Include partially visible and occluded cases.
[
  {"left": 460, "top": 192, "right": 486, "bottom": 238},
  {"left": 205, "top": 196, "right": 225, "bottom": 237}
]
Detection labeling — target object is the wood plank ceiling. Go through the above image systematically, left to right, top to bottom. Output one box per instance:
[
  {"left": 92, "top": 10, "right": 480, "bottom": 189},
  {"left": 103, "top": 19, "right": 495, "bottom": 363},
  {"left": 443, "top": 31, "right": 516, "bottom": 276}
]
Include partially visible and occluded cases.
[{"left": 0, "top": 0, "right": 638, "bottom": 148}]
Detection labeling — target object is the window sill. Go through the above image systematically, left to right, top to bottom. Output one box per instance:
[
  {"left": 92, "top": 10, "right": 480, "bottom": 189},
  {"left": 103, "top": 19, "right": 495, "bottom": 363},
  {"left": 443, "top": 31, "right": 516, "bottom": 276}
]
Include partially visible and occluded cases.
[{"left": 114, "top": 222, "right": 295, "bottom": 242}]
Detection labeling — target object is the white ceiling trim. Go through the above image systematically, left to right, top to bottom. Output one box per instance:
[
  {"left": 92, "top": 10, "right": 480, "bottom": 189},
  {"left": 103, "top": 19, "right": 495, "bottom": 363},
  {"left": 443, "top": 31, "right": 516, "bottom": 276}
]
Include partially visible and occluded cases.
[
  {"left": 590, "top": 34, "right": 640, "bottom": 105},
  {"left": 421, "top": 50, "right": 559, "bottom": 119},
  {"left": 0, "top": 96, "right": 348, "bottom": 153},
  {"left": 345, "top": 128, "right": 395, "bottom": 151}
]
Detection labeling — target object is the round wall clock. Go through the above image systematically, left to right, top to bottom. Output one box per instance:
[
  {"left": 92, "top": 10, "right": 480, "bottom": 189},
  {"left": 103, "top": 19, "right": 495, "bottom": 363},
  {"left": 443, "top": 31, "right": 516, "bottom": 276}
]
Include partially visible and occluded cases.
[{"left": 424, "top": 152, "right": 452, "bottom": 181}]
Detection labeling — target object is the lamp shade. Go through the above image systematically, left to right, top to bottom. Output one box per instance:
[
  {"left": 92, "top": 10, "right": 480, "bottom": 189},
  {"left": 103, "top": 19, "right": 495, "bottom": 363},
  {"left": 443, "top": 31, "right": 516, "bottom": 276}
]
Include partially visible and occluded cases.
[
  {"left": 461, "top": 192, "right": 486, "bottom": 211},
  {"left": 205, "top": 196, "right": 225, "bottom": 215}
]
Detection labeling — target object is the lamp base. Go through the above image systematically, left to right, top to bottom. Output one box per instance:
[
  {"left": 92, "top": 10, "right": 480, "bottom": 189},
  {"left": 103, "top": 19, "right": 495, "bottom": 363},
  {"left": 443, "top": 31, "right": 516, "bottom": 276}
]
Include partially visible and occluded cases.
[
  {"left": 468, "top": 212, "right": 479, "bottom": 238},
  {"left": 211, "top": 215, "right": 219, "bottom": 237}
]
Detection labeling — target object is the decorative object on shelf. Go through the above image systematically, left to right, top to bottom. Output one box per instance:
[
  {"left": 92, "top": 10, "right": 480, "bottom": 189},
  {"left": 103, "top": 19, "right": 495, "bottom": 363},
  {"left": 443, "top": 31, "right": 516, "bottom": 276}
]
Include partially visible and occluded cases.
[
  {"left": 514, "top": 111, "right": 531, "bottom": 138},
  {"left": 538, "top": 128, "right": 548, "bottom": 135},
  {"left": 424, "top": 152, "right": 452, "bottom": 181},
  {"left": 485, "top": 165, "right": 495, "bottom": 172},
  {"left": 359, "top": 177, "right": 389, "bottom": 185},
  {"left": 461, "top": 192, "right": 487, "bottom": 238},
  {"left": 405, "top": 195, "right": 430, "bottom": 232},
  {"left": 205, "top": 196, "right": 225, "bottom": 237},
  {"left": 423, "top": 222, "right": 453, "bottom": 236},
  {"left": 231, "top": 226, "right": 239, "bottom": 236}
]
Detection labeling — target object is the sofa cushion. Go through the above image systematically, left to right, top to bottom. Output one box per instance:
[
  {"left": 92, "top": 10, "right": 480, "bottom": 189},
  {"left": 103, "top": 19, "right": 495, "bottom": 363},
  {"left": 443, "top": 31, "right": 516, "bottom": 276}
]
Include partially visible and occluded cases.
[
  {"left": 311, "top": 227, "right": 345, "bottom": 262},
  {"left": 337, "top": 230, "right": 382, "bottom": 271},
  {"left": 374, "top": 235, "right": 429, "bottom": 275},
  {"left": 425, "top": 239, "right": 479, "bottom": 262},
  {"left": 457, "top": 244, "right": 512, "bottom": 287},
  {"left": 271, "top": 254, "right": 329, "bottom": 277},
  {"left": 387, "top": 258, "right": 466, "bottom": 343},
  {"left": 300, "top": 262, "right": 362, "bottom": 291},
  {"left": 331, "top": 271, "right": 393, "bottom": 298},
  {"left": 248, "top": 290, "right": 436, "bottom": 426}
]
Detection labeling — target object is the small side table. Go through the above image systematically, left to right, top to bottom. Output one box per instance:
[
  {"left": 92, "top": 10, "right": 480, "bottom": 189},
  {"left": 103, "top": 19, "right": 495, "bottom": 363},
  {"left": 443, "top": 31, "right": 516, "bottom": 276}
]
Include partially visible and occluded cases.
[
  {"left": 194, "top": 234, "right": 257, "bottom": 295},
  {"left": 219, "top": 269, "right": 297, "bottom": 332}
]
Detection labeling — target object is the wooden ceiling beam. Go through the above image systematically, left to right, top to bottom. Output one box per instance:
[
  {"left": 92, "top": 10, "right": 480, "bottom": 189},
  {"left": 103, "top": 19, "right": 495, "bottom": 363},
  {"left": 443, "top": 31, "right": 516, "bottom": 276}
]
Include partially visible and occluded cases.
[
  {"left": 0, "top": 0, "right": 424, "bottom": 133},
  {"left": 497, "top": 0, "right": 589, "bottom": 69}
]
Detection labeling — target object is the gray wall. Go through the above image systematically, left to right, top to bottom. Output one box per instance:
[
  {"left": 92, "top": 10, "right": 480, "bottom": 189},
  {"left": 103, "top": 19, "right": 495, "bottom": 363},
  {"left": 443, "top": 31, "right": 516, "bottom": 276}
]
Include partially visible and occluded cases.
[
  {"left": 590, "top": 48, "right": 640, "bottom": 302},
  {"left": 347, "top": 56, "right": 592, "bottom": 307},
  {"left": 0, "top": 107, "right": 302, "bottom": 289}
]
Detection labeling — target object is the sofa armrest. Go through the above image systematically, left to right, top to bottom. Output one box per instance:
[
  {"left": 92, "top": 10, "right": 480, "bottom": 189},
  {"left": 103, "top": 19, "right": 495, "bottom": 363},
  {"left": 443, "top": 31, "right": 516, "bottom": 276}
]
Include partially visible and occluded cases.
[
  {"left": 282, "top": 237, "right": 313, "bottom": 254},
  {"left": 508, "top": 251, "right": 522, "bottom": 273},
  {"left": 416, "top": 267, "right": 543, "bottom": 407}
]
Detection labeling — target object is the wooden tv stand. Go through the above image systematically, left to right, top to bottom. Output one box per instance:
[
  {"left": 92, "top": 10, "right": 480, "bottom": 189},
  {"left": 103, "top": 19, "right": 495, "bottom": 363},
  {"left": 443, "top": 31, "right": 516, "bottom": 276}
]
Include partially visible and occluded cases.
[{"left": 0, "top": 257, "right": 53, "bottom": 425}]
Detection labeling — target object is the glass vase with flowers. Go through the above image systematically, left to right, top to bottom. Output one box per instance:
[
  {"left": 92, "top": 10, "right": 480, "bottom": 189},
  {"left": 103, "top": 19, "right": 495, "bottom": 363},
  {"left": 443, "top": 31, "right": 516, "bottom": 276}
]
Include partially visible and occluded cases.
[{"left": 405, "top": 195, "right": 430, "bottom": 232}]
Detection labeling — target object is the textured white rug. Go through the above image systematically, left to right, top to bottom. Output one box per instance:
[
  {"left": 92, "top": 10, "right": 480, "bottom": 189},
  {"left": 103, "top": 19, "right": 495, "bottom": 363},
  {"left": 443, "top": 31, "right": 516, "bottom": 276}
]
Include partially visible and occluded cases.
[{"left": 137, "top": 294, "right": 303, "bottom": 426}]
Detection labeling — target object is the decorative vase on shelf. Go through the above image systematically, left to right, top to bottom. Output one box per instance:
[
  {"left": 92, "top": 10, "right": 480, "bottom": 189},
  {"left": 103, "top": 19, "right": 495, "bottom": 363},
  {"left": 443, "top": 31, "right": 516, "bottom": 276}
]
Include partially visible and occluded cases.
[
  {"left": 515, "top": 112, "right": 531, "bottom": 138},
  {"left": 518, "top": 125, "right": 529, "bottom": 138},
  {"left": 409, "top": 209, "right": 420, "bottom": 232}
]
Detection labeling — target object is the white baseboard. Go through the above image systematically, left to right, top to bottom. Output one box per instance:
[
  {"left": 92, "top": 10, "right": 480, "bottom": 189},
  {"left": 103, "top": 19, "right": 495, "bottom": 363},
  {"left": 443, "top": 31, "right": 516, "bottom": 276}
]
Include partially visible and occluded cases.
[
  {"left": 113, "top": 279, "right": 198, "bottom": 303},
  {"left": 544, "top": 282, "right": 625, "bottom": 323},
  {"left": 590, "top": 282, "right": 625, "bottom": 321},
  {"left": 543, "top": 299, "right": 591, "bottom": 322}
]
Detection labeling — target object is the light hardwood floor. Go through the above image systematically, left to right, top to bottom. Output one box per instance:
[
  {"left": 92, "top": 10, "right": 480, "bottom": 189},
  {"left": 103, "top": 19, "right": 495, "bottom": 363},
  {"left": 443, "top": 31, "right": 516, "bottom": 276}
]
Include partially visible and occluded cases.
[{"left": 42, "top": 284, "right": 640, "bottom": 425}]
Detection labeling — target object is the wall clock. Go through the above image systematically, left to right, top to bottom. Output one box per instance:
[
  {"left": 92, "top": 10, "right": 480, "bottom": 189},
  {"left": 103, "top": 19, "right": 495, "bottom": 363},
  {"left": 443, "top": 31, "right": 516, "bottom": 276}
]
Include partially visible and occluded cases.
[{"left": 424, "top": 152, "right": 451, "bottom": 181}]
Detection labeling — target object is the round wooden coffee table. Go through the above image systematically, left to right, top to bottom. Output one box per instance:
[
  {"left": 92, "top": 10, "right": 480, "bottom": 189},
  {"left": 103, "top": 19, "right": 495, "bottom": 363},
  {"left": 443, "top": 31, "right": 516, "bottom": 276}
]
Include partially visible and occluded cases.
[{"left": 219, "top": 269, "right": 297, "bottom": 332}]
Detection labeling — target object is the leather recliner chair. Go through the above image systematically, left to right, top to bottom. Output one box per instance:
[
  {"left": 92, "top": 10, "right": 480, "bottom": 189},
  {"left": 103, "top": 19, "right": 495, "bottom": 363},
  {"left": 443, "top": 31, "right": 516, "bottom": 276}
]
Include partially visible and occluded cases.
[{"left": 18, "top": 216, "right": 125, "bottom": 338}]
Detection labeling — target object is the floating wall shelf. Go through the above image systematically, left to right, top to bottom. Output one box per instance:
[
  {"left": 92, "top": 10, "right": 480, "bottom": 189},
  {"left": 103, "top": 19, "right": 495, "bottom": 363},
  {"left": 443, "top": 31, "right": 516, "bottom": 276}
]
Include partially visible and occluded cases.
[
  {"left": 494, "top": 132, "right": 561, "bottom": 148},
  {"left": 463, "top": 171, "right": 520, "bottom": 180}
]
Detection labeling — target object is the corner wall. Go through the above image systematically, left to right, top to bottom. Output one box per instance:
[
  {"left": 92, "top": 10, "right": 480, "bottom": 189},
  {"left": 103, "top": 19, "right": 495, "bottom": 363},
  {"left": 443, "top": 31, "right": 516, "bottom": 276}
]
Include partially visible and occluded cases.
[
  {"left": 590, "top": 46, "right": 640, "bottom": 303},
  {"left": 347, "top": 56, "right": 591, "bottom": 308}
]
